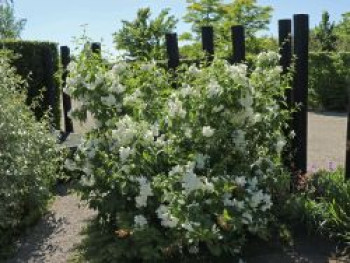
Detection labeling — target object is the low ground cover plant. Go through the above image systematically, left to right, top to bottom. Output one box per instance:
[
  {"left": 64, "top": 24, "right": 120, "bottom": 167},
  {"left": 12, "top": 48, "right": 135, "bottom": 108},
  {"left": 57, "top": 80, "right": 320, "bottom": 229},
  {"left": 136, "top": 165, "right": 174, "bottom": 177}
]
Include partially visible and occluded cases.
[
  {"left": 65, "top": 49, "right": 293, "bottom": 262},
  {"left": 0, "top": 52, "right": 61, "bottom": 258},
  {"left": 285, "top": 168, "right": 350, "bottom": 244}
]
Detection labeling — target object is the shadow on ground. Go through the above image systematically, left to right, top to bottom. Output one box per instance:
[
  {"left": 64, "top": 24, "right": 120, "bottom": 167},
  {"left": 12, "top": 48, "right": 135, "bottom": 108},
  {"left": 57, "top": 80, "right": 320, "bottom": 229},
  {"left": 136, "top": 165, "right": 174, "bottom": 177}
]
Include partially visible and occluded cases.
[
  {"left": 5, "top": 185, "right": 71, "bottom": 263},
  {"left": 6, "top": 212, "right": 68, "bottom": 263},
  {"left": 244, "top": 234, "right": 349, "bottom": 263}
]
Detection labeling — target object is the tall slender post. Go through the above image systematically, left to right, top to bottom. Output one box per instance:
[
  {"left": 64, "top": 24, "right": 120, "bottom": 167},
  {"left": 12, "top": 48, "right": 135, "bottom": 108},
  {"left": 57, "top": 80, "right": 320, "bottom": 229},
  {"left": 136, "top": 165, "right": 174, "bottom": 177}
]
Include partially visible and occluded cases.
[
  {"left": 292, "top": 14, "right": 309, "bottom": 174},
  {"left": 279, "top": 19, "right": 293, "bottom": 170},
  {"left": 279, "top": 19, "right": 292, "bottom": 107},
  {"left": 231, "top": 25, "right": 245, "bottom": 63},
  {"left": 201, "top": 26, "right": 214, "bottom": 62},
  {"left": 165, "top": 33, "right": 180, "bottom": 70},
  {"left": 91, "top": 42, "right": 101, "bottom": 55},
  {"left": 61, "top": 46, "right": 74, "bottom": 134},
  {"left": 43, "top": 47, "right": 57, "bottom": 129},
  {"left": 346, "top": 102, "right": 350, "bottom": 179}
]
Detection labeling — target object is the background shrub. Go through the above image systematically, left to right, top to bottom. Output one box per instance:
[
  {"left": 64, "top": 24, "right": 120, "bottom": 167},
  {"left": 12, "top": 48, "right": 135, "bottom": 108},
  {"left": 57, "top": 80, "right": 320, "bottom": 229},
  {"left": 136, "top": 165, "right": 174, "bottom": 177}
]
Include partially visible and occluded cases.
[
  {"left": 0, "top": 40, "right": 61, "bottom": 129},
  {"left": 309, "top": 52, "right": 350, "bottom": 111},
  {"left": 0, "top": 53, "right": 61, "bottom": 258}
]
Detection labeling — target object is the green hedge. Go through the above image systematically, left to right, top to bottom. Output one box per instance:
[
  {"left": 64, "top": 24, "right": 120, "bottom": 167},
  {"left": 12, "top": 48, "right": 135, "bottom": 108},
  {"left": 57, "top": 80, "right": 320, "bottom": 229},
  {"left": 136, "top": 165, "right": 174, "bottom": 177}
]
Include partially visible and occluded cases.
[
  {"left": 0, "top": 40, "right": 61, "bottom": 128},
  {"left": 309, "top": 52, "right": 350, "bottom": 111}
]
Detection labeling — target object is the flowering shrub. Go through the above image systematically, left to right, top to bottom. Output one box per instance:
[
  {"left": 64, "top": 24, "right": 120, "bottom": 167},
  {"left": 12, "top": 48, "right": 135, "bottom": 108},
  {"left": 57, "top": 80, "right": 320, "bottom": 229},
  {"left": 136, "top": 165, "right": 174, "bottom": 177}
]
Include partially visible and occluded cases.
[
  {"left": 66, "top": 50, "right": 292, "bottom": 262},
  {"left": 0, "top": 53, "right": 61, "bottom": 256}
]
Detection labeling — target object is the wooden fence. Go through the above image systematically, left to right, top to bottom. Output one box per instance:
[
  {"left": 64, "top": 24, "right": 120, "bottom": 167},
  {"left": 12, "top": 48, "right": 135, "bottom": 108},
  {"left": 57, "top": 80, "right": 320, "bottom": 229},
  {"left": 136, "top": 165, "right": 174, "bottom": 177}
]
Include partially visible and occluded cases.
[{"left": 58, "top": 14, "right": 350, "bottom": 180}]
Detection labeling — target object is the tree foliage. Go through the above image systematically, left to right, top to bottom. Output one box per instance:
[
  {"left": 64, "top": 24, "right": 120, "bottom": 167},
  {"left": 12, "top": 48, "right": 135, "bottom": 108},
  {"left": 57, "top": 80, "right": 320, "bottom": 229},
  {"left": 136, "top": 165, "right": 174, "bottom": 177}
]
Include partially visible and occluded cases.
[
  {"left": 181, "top": 0, "right": 273, "bottom": 57},
  {"left": 183, "top": 0, "right": 224, "bottom": 37},
  {"left": 0, "top": 4, "right": 26, "bottom": 39},
  {"left": 113, "top": 7, "right": 177, "bottom": 60},
  {"left": 313, "top": 11, "right": 337, "bottom": 52},
  {"left": 335, "top": 12, "right": 350, "bottom": 51}
]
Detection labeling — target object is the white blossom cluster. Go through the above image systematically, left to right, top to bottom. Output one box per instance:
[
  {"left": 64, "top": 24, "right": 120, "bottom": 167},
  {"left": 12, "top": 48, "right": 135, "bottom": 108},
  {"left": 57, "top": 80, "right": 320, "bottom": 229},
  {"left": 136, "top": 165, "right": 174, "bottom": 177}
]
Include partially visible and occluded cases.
[{"left": 65, "top": 51, "right": 292, "bottom": 260}]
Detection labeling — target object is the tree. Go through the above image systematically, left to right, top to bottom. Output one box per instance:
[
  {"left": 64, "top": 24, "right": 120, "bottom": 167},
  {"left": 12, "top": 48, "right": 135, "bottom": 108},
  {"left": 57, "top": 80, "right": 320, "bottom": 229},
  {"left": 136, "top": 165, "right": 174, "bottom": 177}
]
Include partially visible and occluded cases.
[
  {"left": 181, "top": 0, "right": 273, "bottom": 57},
  {"left": 183, "top": 0, "right": 224, "bottom": 37},
  {"left": 0, "top": 3, "right": 26, "bottom": 39},
  {"left": 113, "top": 8, "right": 177, "bottom": 60},
  {"left": 314, "top": 11, "right": 337, "bottom": 52},
  {"left": 335, "top": 12, "right": 350, "bottom": 51}
]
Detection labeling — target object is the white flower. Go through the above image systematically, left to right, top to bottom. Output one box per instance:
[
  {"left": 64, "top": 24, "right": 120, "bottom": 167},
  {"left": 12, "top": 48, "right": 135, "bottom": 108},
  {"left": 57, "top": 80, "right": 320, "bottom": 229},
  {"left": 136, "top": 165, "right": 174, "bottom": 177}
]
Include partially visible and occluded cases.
[
  {"left": 257, "top": 51, "right": 281, "bottom": 66},
  {"left": 140, "top": 61, "right": 155, "bottom": 71},
  {"left": 112, "top": 62, "right": 127, "bottom": 74},
  {"left": 226, "top": 63, "right": 248, "bottom": 85},
  {"left": 188, "top": 64, "right": 201, "bottom": 75},
  {"left": 207, "top": 79, "right": 222, "bottom": 98},
  {"left": 109, "top": 83, "right": 125, "bottom": 94},
  {"left": 179, "top": 84, "right": 193, "bottom": 97},
  {"left": 123, "top": 89, "right": 142, "bottom": 105},
  {"left": 239, "top": 92, "right": 253, "bottom": 109},
  {"left": 101, "top": 94, "right": 116, "bottom": 106},
  {"left": 168, "top": 97, "right": 186, "bottom": 118},
  {"left": 212, "top": 105, "right": 224, "bottom": 113},
  {"left": 253, "top": 113, "right": 262, "bottom": 123},
  {"left": 151, "top": 124, "right": 159, "bottom": 137},
  {"left": 202, "top": 126, "right": 214, "bottom": 137},
  {"left": 184, "top": 128, "right": 192, "bottom": 138},
  {"left": 290, "top": 130, "right": 296, "bottom": 138},
  {"left": 276, "top": 138, "right": 286, "bottom": 153},
  {"left": 119, "top": 146, "right": 132, "bottom": 163},
  {"left": 195, "top": 153, "right": 208, "bottom": 169},
  {"left": 64, "top": 159, "right": 76, "bottom": 171},
  {"left": 169, "top": 165, "right": 183, "bottom": 176},
  {"left": 182, "top": 170, "right": 203, "bottom": 194},
  {"left": 80, "top": 174, "right": 95, "bottom": 187},
  {"left": 235, "top": 176, "right": 246, "bottom": 187},
  {"left": 135, "top": 177, "right": 153, "bottom": 208},
  {"left": 248, "top": 177, "right": 258, "bottom": 189},
  {"left": 203, "top": 178, "right": 215, "bottom": 192},
  {"left": 250, "top": 190, "right": 264, "bottom": 208},
  {"left": 261, "top": 194, "right": 272, "bottom": 211},
  {"left": 232, "top": 199, "right": 245, "bottom": 210},
  {"left": 156, "top": 205, "right": 179, "bottom": 228},
  {"left": 242, "top": 212, "right": 252, "bottom": 224},
  {"left": 134, "top": 215, "right": 148, "bottom": 228},
  {"left": 181, "top": 221, "right": 194, "bottom": 232}
]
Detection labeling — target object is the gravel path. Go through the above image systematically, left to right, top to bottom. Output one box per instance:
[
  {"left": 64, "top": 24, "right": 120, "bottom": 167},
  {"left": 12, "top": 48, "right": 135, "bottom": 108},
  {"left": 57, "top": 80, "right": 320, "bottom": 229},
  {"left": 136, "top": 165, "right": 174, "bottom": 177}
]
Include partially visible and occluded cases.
[
  {"left": 6, "top": 111, "right": 348, "bottom": 263},
  {"left": 308, "top": 112, "right": 347, "bottom": 170},
  {"left": 6, "top": 185, "right": 96, "bottom": 263}
]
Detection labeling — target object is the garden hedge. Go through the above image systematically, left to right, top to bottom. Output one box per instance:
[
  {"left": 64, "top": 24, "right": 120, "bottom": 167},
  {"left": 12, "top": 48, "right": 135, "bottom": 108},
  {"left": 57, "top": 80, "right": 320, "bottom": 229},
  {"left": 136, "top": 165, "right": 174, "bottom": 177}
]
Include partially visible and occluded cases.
[
  {"left": 0, "top": 40, "right": 61, "bottom": 128},
  {"left": 309, "top": 52, "right": 350, "bottom": 111}
]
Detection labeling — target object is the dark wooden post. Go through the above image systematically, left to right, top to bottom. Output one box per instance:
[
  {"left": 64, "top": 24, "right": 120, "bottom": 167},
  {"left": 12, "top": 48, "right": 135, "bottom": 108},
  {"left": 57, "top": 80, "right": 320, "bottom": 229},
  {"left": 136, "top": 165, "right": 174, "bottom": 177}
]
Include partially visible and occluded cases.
[
  {"left": 292, "top": 14, "right": 309, "bottom": 174},
  {"left": 279, "top": 19, "right": 293, "bottom": 170},
  {"left": 279, "top": 20, "right": 292, "bottom": 76},
  {"left": 231, "top": 25, "right": 245, "bottom": 63},
  {"left": 201, "top": 26, "right": 214, "bottom": 62},
  {"left": 165, "top": 33, "right": 180, "bottom": 70},
  {"left": 91, "top": 42, "right": 101, "bottom": 55},
  {"left": 61, "top": 46, "right": 74, "bottom": 134},
  {"left": 43, "top": 47, "right": 57, "bottom": 129},
  {"left": 346, "top": 102, "right": 350, "bottom": 179}
]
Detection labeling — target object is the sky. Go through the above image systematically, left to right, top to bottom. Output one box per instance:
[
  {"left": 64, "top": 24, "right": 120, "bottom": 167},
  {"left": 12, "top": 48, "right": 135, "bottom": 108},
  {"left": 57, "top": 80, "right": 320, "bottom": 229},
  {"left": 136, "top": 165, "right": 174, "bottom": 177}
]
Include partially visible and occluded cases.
[{"left": 9, "top": 0, "right": 350, "bottom": 53}]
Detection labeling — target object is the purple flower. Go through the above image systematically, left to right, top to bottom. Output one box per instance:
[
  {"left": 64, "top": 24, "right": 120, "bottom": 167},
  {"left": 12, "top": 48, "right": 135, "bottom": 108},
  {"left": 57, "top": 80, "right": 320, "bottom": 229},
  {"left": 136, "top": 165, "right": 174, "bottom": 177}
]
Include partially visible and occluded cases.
[
  {"left": 328, "top": 161, "right": 336, "bottom": 172},
  {"left": 308, "top": 164, "right": 317, "bottom": 173}
]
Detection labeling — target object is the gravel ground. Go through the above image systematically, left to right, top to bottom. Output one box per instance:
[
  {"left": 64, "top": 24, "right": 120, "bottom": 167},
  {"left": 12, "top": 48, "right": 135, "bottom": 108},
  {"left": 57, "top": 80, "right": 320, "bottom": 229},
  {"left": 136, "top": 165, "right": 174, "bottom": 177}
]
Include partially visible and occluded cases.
[
  {"left": 6, "top": 111, "right": 348, "bottom": 263},
  {"left": 308, "top": 111, "right": 347, "bottom": 170},
  {"left": 6, "top": 185, "right": 96, "bottom": 263}
]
